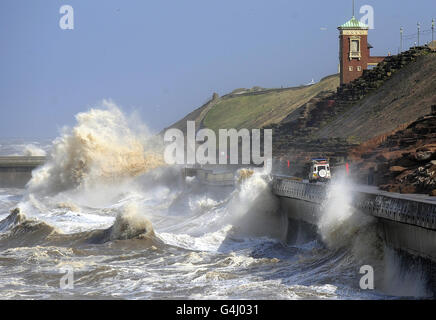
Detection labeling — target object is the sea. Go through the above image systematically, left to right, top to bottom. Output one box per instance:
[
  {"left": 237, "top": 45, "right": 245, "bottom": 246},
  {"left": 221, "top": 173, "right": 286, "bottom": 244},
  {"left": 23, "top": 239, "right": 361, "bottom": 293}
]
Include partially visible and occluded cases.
[{"left": 0, "top": 105, "right": 432, "bottom": 299}]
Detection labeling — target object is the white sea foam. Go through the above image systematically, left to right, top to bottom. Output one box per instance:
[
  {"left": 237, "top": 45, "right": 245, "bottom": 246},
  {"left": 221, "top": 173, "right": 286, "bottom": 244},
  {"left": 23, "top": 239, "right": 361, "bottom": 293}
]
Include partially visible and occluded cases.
[
  {"left": 27, "top": 100, "right": 164, "bottom": 196},
  {"left": 0, "top": 104, "right": 431, "bottom": 299},
  {"left": 22, "top": 144, "right": 47, "bottom": 156}
]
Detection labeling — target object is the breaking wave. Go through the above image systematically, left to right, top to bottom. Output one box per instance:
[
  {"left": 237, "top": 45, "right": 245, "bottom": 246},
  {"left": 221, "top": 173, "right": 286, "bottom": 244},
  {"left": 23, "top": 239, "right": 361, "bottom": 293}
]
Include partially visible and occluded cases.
[
  {"left": 27, "top": 100, "right": 165, "bottom": 195},
  {"left": 0, "top": 102, "right": 432, "bottom": 299},
  {"left": 0, "top": 141, "right": 49, "bottom": 156},
  {"left": 23, "top": 144, "right": 47, "bottom": 157},
  {"left": 315, "top": 176, "right": 430, "bottom": 297},
  {"left": 318, "top": 178, "right": 380, "bottom": 260},
  {"left": 107, "top": 202, "right": 155, "bottom": 241},
  {"left": 0, "top": 205, "right": 157, "bottom": 248}
]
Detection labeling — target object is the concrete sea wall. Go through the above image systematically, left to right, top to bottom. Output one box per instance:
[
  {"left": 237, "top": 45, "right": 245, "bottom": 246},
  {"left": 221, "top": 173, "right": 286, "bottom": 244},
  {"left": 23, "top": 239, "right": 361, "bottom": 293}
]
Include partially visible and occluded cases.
[
  {"left": 0, "top": 157, "right": 46, "bottom": 188},
  {"left": 272, "top": 177, "right": 436, "bottom": 262}
]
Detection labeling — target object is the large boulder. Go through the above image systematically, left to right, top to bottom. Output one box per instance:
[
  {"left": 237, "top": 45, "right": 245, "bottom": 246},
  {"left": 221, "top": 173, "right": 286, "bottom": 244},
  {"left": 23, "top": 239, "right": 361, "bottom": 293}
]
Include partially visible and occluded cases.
[
  {"left": 414, "top": 151, "right": 434, "bottom": 161},
  {"left": 393, "top": 155, "right": 417, "bottom": 167},
  {"left": 389, "top": 166, "right": 407, "bottom": 173},
  {"left": 380, "top": 184, "right": 401, "bottom": 193},
  {"left": 400, "top": 185, "right": 417, "bottom": 194}
]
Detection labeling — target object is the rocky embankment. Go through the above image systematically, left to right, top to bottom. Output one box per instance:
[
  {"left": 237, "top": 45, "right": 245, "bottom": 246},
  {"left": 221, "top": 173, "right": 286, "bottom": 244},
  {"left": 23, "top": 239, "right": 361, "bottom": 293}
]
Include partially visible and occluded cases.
[
  {"left": 267, "top": 45, "right": 436, "bottom": 193},
  {"left": 270, "top": 46, "right": 434, "bottom": 155},
  {"left": 350, "top": 108, "right": 436, "bottom": 195}
]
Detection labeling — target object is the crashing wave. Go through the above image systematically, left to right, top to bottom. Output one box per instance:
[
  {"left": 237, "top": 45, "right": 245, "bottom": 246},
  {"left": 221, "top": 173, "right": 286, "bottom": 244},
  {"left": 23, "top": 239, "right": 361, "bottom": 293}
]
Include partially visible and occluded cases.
[
  {"left": 27, "top": 101, "right": 165, "bottom": 195},
  {"left": 106, "top": 203, "right": 155, "bottom": 242},
  {"left": 0, "top": 204, "right": 156, "bottom": 247},
  {"left": 0, "top": 208, "right": 59, "bottom": 248}
]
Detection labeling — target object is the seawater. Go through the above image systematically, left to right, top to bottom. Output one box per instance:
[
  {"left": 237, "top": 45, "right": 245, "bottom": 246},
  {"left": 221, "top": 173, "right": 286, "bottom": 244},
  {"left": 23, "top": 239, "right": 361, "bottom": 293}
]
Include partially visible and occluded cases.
[{"left": 0, "top": 103, "right": 431, "bottom": 299}]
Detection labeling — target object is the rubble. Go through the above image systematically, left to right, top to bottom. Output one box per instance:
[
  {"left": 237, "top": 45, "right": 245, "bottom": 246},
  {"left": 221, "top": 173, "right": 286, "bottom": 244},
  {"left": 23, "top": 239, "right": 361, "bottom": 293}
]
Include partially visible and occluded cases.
[{"left": 354, "top": 112, "right": 436, "bottom": 195}]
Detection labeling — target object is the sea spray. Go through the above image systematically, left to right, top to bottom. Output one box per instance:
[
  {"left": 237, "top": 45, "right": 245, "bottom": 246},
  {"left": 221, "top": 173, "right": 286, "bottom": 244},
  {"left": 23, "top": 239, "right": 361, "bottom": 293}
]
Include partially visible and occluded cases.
[
  {"left": 27, "top": 101, "right": 165, "bottom": 196},
  {"left": 6, "top": 102, "right": 171, "bottom": 236},
  {"left": 1, "top": 104, "right": 430, "bottom": 298},
  {"left": 0, "top": 141, "right": 49, "bottom": 156},
  {"left": 22, "top": 144, "right": 47, "bottom": 157},
  {"left": 0, "top": 157, "right": 430, "bottom": 298},
  {"left": 157, "top": 170, "right": 283, "bottom": 252},
  {"left": 226, "top": 170, "right": 283, "bottom": 240},
  {"left": 317, "top": 175, "right": 385, "bottom": 281},
  {"left": 316, "top": 177, "right": 432, "bottom": 296},
  {"left": 318, "top": 177, "right": 376, "bottom": 251},
  {"left": 110, "top": 202, "right": 154, "bottom": 240},
  {"left": 380, "top": 247, "right": 431, "bottom": 297}
]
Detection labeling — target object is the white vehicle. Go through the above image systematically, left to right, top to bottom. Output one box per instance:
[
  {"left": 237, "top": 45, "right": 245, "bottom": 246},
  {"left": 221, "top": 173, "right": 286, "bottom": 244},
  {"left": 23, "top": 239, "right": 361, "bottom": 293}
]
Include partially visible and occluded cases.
[{"left": 308, "top": 159, "right": 331, "bottom": 183}]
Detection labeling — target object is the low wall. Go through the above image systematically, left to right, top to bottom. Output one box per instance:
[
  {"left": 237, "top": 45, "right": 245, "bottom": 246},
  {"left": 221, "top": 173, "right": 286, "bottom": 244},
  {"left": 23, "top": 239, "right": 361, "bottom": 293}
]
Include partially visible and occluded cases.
[
  {"left": 0, "top": 157, "right": 46, "bottom": 188},
  {"left": 183, "top": 167, "right": 235, "bottom": 186}
]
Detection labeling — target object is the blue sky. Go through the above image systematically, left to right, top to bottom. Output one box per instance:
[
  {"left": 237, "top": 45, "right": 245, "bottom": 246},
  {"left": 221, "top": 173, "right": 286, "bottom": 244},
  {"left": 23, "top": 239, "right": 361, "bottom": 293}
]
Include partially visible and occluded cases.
[{"left": 0, "top": 0, "right": 435, "bottom": 138}]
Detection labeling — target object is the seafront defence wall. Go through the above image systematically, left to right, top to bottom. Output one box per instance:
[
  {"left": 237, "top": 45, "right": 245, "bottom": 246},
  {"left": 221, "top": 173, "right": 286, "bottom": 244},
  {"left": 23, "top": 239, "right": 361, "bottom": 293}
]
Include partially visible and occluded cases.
[
  {"left": 0, "top": 157, "right": 46, "bottom": 188},
  {"left": 170, "top": 166, "right": 436, "bottom": 263},
  {"left": 183, "top": 167, "right": 235, "bottom": 186},
  {"left": 185, "top": 168, "right": 436, "bottom": 262},
  {"left": 272, "top": 177, "right": 436, "bottom": 262}
]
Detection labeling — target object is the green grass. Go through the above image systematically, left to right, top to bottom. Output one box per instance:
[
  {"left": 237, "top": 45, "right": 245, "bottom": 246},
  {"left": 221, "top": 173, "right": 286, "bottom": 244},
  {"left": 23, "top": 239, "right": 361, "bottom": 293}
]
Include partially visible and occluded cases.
[{"left": 203, "top": 75, "right": 339, "bottom": 132}]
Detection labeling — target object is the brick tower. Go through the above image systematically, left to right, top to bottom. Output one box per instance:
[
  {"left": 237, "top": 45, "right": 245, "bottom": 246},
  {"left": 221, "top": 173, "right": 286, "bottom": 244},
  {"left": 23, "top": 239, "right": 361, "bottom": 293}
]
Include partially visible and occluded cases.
[{"left": 338, "top": 16, "right": 385, "bottom": 85}]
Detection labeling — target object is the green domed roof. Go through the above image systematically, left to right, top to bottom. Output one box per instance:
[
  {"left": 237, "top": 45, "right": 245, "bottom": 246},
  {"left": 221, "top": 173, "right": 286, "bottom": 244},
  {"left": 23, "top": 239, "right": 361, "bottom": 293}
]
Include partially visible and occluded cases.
[{"left": 338, "top": 16, "right": 369, "bottom": 29}]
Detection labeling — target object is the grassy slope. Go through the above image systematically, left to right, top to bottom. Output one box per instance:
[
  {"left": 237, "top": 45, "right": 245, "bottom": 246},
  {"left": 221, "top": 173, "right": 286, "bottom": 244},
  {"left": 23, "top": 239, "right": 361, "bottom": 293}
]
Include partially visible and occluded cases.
[
  {"left": 202, "top": 75, "right": 339, "bottom": 132},
  {"left": 161, "top": 97, "right": 218, "bottom": 135}
]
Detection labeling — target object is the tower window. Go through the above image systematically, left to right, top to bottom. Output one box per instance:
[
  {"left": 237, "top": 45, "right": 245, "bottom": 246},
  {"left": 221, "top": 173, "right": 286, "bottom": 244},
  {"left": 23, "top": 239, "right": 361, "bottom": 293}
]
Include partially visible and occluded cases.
[
  {"left": 349, "top": 37, "right": 362, "bottom": 60},
  {"left": 351, "top": 40, "right": 360, "bottom": 53},
  {"left": 349, "top": 66, "right": 353, "bottom": 71},
  {"left": 357, "top": 66, "right": 362, "bottom": 71}
]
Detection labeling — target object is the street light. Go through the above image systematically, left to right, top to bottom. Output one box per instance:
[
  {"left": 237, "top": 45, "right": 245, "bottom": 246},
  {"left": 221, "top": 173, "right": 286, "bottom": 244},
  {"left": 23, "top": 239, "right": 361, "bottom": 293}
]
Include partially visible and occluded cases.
[
  {"left": 432, "top": 18, "right": 435, "bottom": 42},
  {"left": 417, "top": 22, "right": 421, "bottom": 46},
  {"left": 400, "top": 27, "right": 404, "bottom": 52}
]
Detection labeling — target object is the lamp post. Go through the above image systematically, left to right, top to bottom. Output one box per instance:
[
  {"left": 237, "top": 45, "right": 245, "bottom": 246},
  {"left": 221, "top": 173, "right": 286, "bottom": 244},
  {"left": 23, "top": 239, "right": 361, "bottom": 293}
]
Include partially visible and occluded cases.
[
  {"left": 432, "top": 19, "right": 435, "bottom": 42},
  {"left": 417, "top": 22, "right": 421, "bottom": 46},
  {"left": 400, "top": 27, "right": 403, "bottom": 52}
]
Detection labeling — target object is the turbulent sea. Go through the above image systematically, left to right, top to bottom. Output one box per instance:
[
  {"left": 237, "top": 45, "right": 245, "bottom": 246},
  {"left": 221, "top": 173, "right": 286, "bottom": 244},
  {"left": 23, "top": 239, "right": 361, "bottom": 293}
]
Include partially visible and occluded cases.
[{"left": 0, "top": 103, "right": 432, "bottom": 299}]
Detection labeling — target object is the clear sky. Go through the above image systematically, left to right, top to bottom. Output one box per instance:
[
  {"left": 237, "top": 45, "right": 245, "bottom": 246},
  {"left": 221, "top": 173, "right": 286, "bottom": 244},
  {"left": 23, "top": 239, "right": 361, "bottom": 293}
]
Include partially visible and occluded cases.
[{"left": 1, "top": 0, "right": 435, "bottom": 138}]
